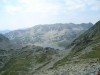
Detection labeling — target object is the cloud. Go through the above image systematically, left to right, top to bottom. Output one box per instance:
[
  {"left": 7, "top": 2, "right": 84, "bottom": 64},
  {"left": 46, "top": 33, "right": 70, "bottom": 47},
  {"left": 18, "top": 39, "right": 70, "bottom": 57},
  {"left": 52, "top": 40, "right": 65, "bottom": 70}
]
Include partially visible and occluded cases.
[
  {"left": 0, "top": 0, "right": 100, "bottom": 30},
  {"left": 4, "top": 0, "right": 61, "bottom": 15},
  {"left": 4, "top": 0, "right": 100, "bottom": 14},
  {"left": 64, "top": 0, "right": 100, "bottom": 12},
  {"left": 64, "top": 0, "right": 85, "bottom": 11},
  {"left": 90, "top": 0, "right": 100, "bottom": 11},
  {"left": 5, "top": 5, "right": 22, "bottom": 14}
]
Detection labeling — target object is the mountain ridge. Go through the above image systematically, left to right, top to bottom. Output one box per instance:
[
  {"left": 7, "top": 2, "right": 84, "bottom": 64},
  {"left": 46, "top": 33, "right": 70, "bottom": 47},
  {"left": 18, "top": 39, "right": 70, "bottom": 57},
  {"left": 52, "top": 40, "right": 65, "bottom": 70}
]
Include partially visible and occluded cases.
[
  {"left": 0, "top": 21, "right": 100, "bottom": 75},
  {"left": 5, "top": 23, "right": 93, "bottom": 49},
  {"left": 0, "top": 30, "right": 10, "bottom": 34}
]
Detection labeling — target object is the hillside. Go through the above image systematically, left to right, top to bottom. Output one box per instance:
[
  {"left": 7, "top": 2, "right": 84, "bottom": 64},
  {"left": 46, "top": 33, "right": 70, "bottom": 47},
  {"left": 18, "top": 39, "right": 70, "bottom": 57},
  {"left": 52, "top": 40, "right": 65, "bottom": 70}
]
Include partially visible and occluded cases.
[
  {"left": 70, "top": 20, "right": 100, "bottom": 58},
  {"left": 0, "top": 21, "right": 100, "bottom": 75},
  {"left": 50, "top": 21, "right": 100, "bottom": 75},
  {"left": 54, "top": 21, "right": 100, "bottom": 64},
  {"left": 5, "top": 23, "right": 93, "bottom": 49},
  {"left": 0, "top": 34, "right": 11, "bottom": 69},
  {"left": 0, "top": 34, "right": 9, "bottom": 46},
  {"left": 0, "top": 34, "right": 60, "bottom": 75},
  {"left": 0, "top": 44, "right": 59, "bottom": 75}
]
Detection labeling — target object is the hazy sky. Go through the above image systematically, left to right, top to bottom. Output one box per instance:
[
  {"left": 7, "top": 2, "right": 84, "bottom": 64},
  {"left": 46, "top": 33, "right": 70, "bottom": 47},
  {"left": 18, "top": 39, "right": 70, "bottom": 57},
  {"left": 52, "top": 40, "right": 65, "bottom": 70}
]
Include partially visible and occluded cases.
[{"left": 0, "top": 0, "right": 100, "bottom": 30}]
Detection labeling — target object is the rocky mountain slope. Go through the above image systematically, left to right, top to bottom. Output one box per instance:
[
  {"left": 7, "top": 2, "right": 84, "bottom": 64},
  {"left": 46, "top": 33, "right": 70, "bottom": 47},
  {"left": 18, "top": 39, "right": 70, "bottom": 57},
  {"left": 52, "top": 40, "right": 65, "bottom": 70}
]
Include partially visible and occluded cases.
[
  {"left": 70, "top": 20, "right": 100, "bottom": 58},
  {"left": 0, "top": 21, "right": 99, "bottom": 75},
  {"left": 48, "top": 21, "right": 100, "bottom": 75},
  {"left": 5, "top": 23, "right": 93, "bottom": 49},
  {"left": 0, "top": 34, "right": 12, "bottom": 69},
  {"left": 0, "top": 34, "right": 60, "bottom": 75},
  {"left": 0, "top": 44, "right": 60, "bottom": 75}
]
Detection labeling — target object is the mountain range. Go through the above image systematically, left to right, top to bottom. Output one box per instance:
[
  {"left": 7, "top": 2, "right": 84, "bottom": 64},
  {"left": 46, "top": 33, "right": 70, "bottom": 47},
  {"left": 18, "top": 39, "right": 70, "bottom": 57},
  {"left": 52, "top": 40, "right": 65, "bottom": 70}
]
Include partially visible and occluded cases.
[
  {"left": 52, "top": 20, "right": 100, "bottom": 75},
  {"left": 0, "top": 21, "right": 100, "bottom": 75},
  {"left": 5, "top": 23, "right": 93, "bottom": 49},
  {"left": 0, "top": 30, "right": 10, "bottom": 34}
]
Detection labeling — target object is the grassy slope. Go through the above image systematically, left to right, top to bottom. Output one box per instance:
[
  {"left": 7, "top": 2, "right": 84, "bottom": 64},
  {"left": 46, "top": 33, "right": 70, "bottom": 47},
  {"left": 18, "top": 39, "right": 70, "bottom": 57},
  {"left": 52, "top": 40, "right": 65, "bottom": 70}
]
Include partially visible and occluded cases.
[
  {"left": 52, "top": 21, "right": 100, "bottom": 68},
  {"left": 53, "top": 41, "right": 100, "bottom": 68},
  {"left": 80, "top": 45, "right": 100, "bottom": 59},
  {"left": 0, "top": 46, "right": 57, "bottom": 75},
  {"left": 0, "top": 51, "right": 34, "bottom": 75}
]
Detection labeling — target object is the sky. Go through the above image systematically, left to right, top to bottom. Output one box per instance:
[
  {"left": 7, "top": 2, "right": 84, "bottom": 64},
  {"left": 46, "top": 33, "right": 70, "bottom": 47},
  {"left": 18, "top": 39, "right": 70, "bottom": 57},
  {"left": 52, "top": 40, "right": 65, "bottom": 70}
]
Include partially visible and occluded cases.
[{"left": 0, "top": 0, "right": 100, "bottom": 30}]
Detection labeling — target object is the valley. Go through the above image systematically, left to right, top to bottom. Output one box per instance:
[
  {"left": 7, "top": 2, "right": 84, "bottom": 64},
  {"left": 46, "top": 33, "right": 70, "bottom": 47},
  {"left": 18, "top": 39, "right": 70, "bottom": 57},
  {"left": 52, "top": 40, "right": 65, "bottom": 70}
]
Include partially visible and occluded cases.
[{"left": 0, "top": 21, "right": 100, "bottom": 75}]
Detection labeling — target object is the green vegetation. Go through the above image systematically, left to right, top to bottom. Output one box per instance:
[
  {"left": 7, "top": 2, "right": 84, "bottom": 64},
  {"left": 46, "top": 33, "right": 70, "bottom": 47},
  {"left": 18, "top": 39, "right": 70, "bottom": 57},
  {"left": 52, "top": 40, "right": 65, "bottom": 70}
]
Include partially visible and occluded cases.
[
  {"left": 70, "top": 21, "right": 100, "bottom": 58},
  {"left": 89, "top": 36, "right": 100, "bottom": 45},
  {"left": 53, "top": 40, "right": 71, "bottom": 48},
  {"left": 53, "top": 45, "right": 100, "bottom": 69},
  {"left": 0, "top": 46, "right": 57, "bottom": 75},
  {"left": 71, "top": 46, "right": 86, "bottom": 57},
  {"left": 80, "top": 46, "right": 100, "bottom": 59},
  {"left": 0, "top": 51, "right": 51, "bottom": 75},
  {"left": 0, "top": 52, "right": 35, "bottom": 75},
  {"left": 34, "top": 53, "right": 51, "bottom": 63},
  {"left": 52, "top": 56, "right": 71, "bottom": 69}
]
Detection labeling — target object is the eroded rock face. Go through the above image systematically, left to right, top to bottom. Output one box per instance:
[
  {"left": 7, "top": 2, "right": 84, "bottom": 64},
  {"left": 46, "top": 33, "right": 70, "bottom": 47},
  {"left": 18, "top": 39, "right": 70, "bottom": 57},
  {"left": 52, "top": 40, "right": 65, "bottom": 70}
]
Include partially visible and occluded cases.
[{"left": 34, "top": 59, "right": 100, "bottom": 75}]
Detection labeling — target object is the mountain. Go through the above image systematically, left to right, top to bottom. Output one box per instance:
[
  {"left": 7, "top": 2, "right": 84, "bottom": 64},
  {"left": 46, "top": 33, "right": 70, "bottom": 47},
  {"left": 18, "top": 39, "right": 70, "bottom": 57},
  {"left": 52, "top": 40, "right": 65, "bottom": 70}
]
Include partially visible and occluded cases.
[
  {"left": 70, "top": 20, "right": 100, "bottom": 58},
  {"left": 0, "top": 21, "right": 99, "bottom": 75},
  {"left": 51, "top": 21, "right": 100, "bottom": 75},
  {"left": 5, "top": 23, "right": 93, "bottom": 49},
  {"left": 0, "top": 30, "right": 10, "bottom": 34},
  {"left": 0, "top": 34, "right": 11, "bottom": 69},
  {"left": 0, "top": 34, "right": 10, "bottom": 48},
  {"left": 0, "top": 34, "right": 60, "bottom": 75},
  {"left": 0, "top": 44, "right": 59, "bottom": 75}
]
